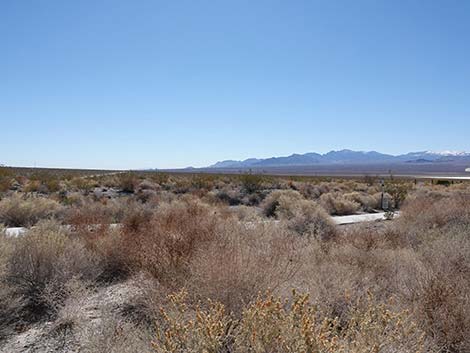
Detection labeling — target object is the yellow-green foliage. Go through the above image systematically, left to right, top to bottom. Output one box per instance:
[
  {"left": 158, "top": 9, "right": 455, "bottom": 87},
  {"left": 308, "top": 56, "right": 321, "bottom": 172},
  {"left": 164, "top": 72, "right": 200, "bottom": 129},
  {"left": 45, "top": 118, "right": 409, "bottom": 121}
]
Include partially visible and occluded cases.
[
  {"left": 239, "top": 174, "right": 264, "bottom": 193},
  {"left": 70, "top": 177, "right": 96, "bottom": 192},
  {"left": 153, "top": 289, "right": 230, "bottom": 353},
  {"left": 153, "top": 290, "right": 426, "bottom": 353}
]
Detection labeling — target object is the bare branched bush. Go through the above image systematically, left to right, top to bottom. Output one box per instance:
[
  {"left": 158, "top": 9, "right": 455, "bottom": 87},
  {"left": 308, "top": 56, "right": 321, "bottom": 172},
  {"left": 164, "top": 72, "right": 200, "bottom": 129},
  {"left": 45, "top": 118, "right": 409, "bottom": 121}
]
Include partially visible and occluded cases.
[
  {"left": 121, "top": 199, "right": 221, "bottom": 284},
  {"left": 188, "top": 222, "right": 301, "bottom": 313}
]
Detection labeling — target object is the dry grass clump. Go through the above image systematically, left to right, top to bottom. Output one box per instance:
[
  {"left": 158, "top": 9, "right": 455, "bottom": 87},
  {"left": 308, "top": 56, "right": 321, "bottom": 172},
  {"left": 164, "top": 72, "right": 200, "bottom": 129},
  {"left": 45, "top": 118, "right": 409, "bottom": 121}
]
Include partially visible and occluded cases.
[
  {"left": 319, "top": 192, "right": 360, "bottom": 215},
  {"left": 0, "top": 193, "right": 63, "bottom": 227},
  {"left": 153, "top": 289, "right": 427, "bottom": 353}
]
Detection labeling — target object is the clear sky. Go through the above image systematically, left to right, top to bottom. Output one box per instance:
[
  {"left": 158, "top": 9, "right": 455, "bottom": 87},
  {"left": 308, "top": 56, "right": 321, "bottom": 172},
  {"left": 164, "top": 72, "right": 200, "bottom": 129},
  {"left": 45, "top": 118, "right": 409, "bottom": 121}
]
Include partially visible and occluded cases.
[{"left": 1, "top": 0, "right": 470, "bottom": 169}]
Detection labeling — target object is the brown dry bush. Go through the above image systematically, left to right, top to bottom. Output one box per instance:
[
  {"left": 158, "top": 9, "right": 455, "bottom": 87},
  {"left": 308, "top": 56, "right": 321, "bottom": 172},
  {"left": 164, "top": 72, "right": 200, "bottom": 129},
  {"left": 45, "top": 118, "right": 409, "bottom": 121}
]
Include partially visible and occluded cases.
[
  {"left": 0, "top": 171, "right": 13, "bottom": 192},
  {"left": 119, "top": 172, "right": 140, "bottom": 193},
  {"left": 397, "top": 192, "right": 470, "bottom": 238},
  {"left": 0, "top": 193, "right": 63, "bottom": 227},
  {"left": 121, "top": 199, "right": 222, "bottom": 285},
  {"left": 65, "top": 200, "right": 113, "bottom": 232},
  {"left": 188, "top": 221, "right": 301, "bottom": 313},
  {"left": 404, "top": 233, "right": 470, "bottom": 353}
]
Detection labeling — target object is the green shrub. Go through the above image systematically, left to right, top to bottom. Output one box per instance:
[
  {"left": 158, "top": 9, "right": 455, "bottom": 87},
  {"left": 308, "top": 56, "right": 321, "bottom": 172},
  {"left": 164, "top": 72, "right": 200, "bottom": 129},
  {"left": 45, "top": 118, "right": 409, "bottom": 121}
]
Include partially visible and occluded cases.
[{"left": 239, "top": 174, "right": 264, "bottom": 194}]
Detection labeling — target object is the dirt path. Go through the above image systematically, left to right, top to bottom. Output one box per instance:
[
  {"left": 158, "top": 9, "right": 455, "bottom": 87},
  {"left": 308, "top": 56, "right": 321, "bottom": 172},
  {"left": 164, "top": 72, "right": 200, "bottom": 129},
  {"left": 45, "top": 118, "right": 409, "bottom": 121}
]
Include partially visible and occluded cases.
[{"left": 0, "top": 279, "right": 142, "bottom": 353}]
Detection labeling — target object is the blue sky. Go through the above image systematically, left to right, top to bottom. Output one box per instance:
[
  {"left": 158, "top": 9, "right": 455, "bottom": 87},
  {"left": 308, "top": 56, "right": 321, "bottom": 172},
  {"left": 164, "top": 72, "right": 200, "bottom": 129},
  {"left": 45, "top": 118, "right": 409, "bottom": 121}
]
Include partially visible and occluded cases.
[{"left": 1, "top": 0, "right": 470, "bottom": 169}]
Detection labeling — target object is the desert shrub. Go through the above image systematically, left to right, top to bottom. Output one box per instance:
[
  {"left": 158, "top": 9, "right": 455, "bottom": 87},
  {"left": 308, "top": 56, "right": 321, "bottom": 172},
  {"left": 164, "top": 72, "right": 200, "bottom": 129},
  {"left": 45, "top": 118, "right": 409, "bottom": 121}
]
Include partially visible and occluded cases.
[
  {"left": 0, "top": 168, "right": 13, "bottom": 192},
  {"left": 29, "top": 171, "right": 62, "bottom": 193},
  {"left": 119, "top": 172, "right": 139, "bottom": 193},
  {"left": 149, "top": 172, "right": 170, "bottom": 185},
  {"left": 239, "top": 174, "right": 264, "bottom": 194},
  {"left": 70, "top": 177, "right": 95, "bottom": 192},
  {"left": 0, "top": 179, "right": 12, "bottom": 192},
  {"left": 24, "top": 179, "right": 42, "bottom": 192},
  {"left": 292, "top": 181, "right": 323, "bottom": 199},
  {"left": 385, "top": 181, "right": 413, "bottom": 209},
  {"left": 215, "top": 188, "right": 243, "bottom": 206},
  {"left": 261, "top": 189, "right": 303, "bottom": 217},
  {"left": 259, "top": 190, "right": 336, "bottom": 239},
  {"left": 344, "top": 191, "right": 381, "bottom": 211},
  {"left": 319, "top": 192, "right": 360, "bottom": 215},
  {"left": 0, "top": 193, "right": 63, "bottom": 227},
  {"left": 397, "top": 193, "right": 470, "bottom": 236},
  {"left": 277, "top": 197, "right": 337, "bottom": 239},
  {"left": 121, "top": 199, "right": 221, "bottom": 284},
  {"left": 66, "top": 201, "right": 113, "bottom": 232},
  {"left": 230, "top": 205, "right": 261, "bottom": 222},
  {"left": 4, "top": 221, "right": 100, "bottom": 323},
  {"left": 188, "top": 221, "right": 300, "bottom": 313},
  {"left": 0, "top": 231, "right": 20, "bottom": 338},
  {"left": 406, "top": 233, "right": 470, "bottom": 352},
  {"left": 153, "top": 289, "right": 231, "bottom": 353},
  {"left": 153, "top": 290, "right": 427, "bottom": 353}
]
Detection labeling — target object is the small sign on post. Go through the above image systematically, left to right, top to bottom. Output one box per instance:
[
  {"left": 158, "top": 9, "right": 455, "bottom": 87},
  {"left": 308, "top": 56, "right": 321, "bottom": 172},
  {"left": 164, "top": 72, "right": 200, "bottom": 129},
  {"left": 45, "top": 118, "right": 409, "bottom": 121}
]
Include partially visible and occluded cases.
[
  {"left": 380, "top": 179, "right": 387, "bottom": 210},
  {"left": 382, "top": 196, "right": 389, "bottom": 211}
]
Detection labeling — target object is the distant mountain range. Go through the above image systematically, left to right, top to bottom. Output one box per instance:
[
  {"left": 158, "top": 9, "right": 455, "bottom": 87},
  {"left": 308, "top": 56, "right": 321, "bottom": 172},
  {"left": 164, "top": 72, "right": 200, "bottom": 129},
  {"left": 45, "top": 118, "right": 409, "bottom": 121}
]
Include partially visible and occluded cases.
[{"left": 207, "top": 150, "right": 470, "bottom": 169}]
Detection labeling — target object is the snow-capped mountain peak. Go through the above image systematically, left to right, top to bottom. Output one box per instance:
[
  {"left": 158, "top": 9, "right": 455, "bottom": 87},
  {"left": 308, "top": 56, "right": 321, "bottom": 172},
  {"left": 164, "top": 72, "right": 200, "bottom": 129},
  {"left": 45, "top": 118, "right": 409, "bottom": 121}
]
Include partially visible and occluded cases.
[{"left": 426, "top": 150, "right": 470, "bottom": 157}]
